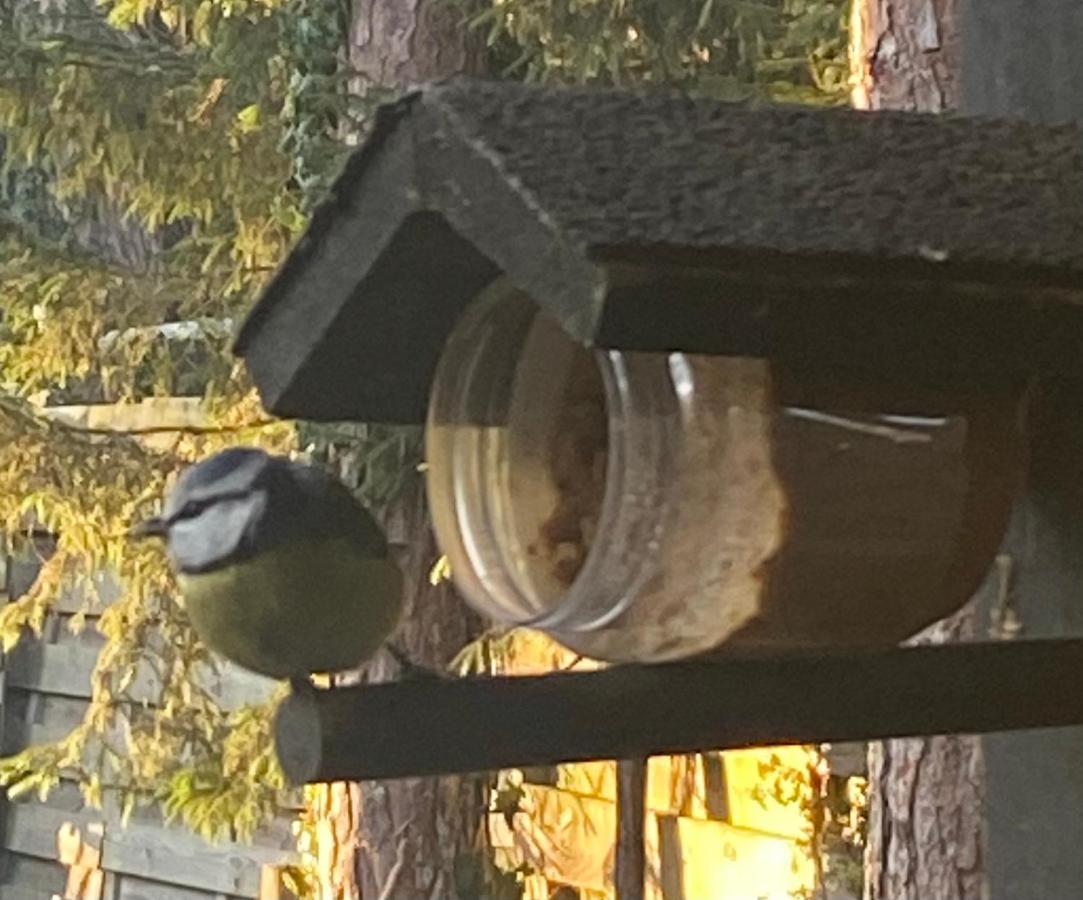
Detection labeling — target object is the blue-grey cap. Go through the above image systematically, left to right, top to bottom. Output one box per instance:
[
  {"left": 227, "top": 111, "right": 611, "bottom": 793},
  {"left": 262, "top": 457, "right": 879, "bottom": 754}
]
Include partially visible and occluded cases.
[{"left": 132, "top": 447, "right": 388, "bottom": 574}]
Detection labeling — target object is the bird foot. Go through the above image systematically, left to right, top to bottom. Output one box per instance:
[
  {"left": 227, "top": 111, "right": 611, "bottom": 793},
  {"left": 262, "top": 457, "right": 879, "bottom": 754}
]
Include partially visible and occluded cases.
[
  {"left": 384, "top": 643, "right": 443, "bottom": 682},
  {"left": 288, "top": 675, "right": 317, "bottom": 696}
]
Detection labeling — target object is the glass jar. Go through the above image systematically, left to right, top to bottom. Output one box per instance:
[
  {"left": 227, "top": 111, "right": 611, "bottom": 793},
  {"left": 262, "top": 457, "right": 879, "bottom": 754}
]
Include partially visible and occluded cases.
[{"left": 425, "top": 279, "right": 1021, "bottom": 663}]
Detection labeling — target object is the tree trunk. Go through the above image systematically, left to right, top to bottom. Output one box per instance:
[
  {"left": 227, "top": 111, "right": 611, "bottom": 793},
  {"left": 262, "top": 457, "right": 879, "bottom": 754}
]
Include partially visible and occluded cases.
[
  {"left": 348, "top": 0, "right": 484, "bottom": 95},
  {"left": 849, "top": 0, "right": 959, "bottom": 113},
  {"left": 850, "top": 3, "right": 986, "bottom": 898},
  {"left": 336, "top": 5, "right": 488, "bottom": 896},
  {"left": 355, "top": 477, "right": 487, "bottom": 900},
  {"left": 862, "top": 611, "right": 985, "bottom": 900}
]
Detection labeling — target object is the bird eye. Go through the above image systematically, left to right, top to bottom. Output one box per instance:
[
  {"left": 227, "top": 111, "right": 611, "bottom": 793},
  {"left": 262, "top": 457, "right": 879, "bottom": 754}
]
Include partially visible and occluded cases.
[{"left": 178, "top": 499, "right": 207, "bottom": 520}]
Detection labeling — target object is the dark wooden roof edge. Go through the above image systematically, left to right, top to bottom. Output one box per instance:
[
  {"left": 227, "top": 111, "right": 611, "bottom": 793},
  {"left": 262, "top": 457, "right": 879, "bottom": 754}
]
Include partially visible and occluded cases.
[
  {"left": 239, "top": 74, "right": 1083, "bottom": 361},
  {"left": 234, "top": 77, "right": 1083, "bottom": 423},
  {"left": 234, "top": 78, "right": 608, "bottom": 373},
  {"left": 233, "top": 89, "right": 425, "bottom": 356},
  {"left": 409, "top": 92, "right": 608, "bottom": 342},
  {"left": 593, "top": 244, "right": 1083, "bottom": 296}
]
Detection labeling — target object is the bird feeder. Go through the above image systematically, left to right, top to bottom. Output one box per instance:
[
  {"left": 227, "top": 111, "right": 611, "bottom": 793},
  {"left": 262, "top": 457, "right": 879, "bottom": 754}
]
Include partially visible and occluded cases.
[
  {"left": 235, "top": 78, "right": 1083, "bottom": 779},
  {"left": 236, "top": 78, "right": 1083, "bottom": 660}
]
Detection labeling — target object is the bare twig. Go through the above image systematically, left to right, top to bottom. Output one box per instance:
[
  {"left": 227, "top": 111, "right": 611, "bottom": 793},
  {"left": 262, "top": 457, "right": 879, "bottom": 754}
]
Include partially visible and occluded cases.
[
  {"left": 58, "top": 418, "right": 282, "bottom": 437},
  {"left": 375, "top": 833, "right": 410, "bottom": 900}
]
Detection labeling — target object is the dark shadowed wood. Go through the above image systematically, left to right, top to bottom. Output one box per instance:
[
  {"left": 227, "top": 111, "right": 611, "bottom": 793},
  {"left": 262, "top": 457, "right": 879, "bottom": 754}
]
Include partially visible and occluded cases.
[
  {"left": 959, "top": 0, "right": 1083, "bottom": 125},
  {"left": 237, "top": 79, "right": 1083, "bottom": 424},
  {"left": 275, "top": 638, "right": 1083, "bottom": 782},
  {"left": 614, "top": 758, "right": 647, "bottom": 900},
  {"left": 656, "top": 816, "right": 685, "bottom": 900}
]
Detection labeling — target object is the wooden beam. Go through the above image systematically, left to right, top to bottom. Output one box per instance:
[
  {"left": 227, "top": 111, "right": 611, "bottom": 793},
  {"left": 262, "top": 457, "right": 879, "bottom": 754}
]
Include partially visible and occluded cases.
[
  {"left": 274, "top": 638, "right": 1083, "bottom": 783},
  {"left": 614, "top": 759, "right": 647, "bottom": 900}
]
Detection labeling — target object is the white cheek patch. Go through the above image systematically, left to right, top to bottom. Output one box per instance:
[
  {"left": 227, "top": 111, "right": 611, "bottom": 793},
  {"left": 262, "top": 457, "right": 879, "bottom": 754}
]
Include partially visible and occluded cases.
[{"left": 167, "top": 492, "right": 269, "bottom": 573}]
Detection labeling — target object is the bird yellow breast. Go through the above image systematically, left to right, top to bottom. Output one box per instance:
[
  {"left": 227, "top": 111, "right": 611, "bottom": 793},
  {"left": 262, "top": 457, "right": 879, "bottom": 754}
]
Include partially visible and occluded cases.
[{"left": 178, "top": 538, "right": 403, "bottom": 679}]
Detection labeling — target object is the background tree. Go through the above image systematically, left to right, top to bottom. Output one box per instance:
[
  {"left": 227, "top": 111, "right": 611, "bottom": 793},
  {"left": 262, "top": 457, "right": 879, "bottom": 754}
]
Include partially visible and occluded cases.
[
  {"left": 0, "top": 0, "right": 848, "bottom": 896},
  {"left": 855, "top": 2, "right": 1083, "bottom": 898},
  {"left": 851, "top": 5, "right": 993, "bottom": 899},
  {"left": 850, "top": 8, "right": 984, "bottom": 896}
]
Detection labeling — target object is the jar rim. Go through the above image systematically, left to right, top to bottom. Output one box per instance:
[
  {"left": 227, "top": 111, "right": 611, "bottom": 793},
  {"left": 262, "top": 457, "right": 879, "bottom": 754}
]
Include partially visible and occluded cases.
[
  {"left": 425, "top": 278, "right": 646, "bottom": 632},
  {"left": 520, "top": 347, "right": 641, "bottom": 631}
]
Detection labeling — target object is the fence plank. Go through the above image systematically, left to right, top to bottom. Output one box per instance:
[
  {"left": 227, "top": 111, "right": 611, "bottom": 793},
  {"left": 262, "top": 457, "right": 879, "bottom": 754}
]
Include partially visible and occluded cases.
[
  {"left": 54, "top": 573, "right": 124, "bottom": 616},
  {"left": 7, "top": 636, "right": 276, "bottom": 709},
  {"left": 7, "top": 641, "right": 102, "bottom": 700},
  {"left": 3, "top": 694, "right": 89, "bottom": 754},
  {"left": 3, "top": 800, "right": 295, "bottom": 899},
  {"left": 4, "top": 802, "right": 95, "bottom": 861},
  {"left": 655, "top": 816, "right": 685, "bottom": 900},
  {"left": 101, "top": 824, "right": 292, "bottom": 898},
  {"left": 0, "top": 853, "right": 67, "bottom": 894},
  {"left": 115, "top": 874, "right": 221, "bottom": 900},
  {"left": 0, "top": 883, "right": 56, "bottom": 900}
]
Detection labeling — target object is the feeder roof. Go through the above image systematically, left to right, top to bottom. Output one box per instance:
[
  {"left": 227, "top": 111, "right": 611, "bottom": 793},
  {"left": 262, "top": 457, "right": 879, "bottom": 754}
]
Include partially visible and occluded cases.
[{"left": 236, "top": 77, "right": 1083, "bottom": 423}]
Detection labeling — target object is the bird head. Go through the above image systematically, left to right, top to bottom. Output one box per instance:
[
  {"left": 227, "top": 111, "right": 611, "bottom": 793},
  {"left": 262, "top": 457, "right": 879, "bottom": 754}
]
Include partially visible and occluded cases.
[
  {"left": 131, "top": 447, "right": 276, "bottom": 573},
  {"left": 131, "top": 447, "right": 388, "bottom": 574}
]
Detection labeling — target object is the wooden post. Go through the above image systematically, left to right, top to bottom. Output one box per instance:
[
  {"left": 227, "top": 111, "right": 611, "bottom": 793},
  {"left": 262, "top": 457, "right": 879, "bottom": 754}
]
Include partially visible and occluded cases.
[
  {"left": 275, "top": 638, "right": 1083, "bottom": 782},
  {"left": 614, "top": 758, "right": 647, "bottom": 900},
  {"left": 656, "top": 816, "right": 685, "bottom": 900}
]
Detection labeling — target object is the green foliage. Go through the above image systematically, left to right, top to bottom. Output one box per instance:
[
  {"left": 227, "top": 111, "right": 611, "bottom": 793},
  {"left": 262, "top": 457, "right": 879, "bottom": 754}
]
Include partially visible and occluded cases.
[
  {"left": 0, "top": 0, "right": 322, "bottom": 846},
  {"left": 0, "top": 0, "right": 305, "bottom": 305},
  {"left": 276, "top": 0, "right": 356, "bottom": 202},
  {"left": 466, "top": 0, "right": 849, "bottom": 104},
  {"left": 0, "top": 228, "right": 236, "bottom": 401},
  {"left": 0, "top": 391, "right": 295, "bottom": 839},
  {"left": 301, "top": 421, "right": 424, "bottom": 512},
  {"left": 160, "top": 696, "right": 289, "bottom": 842},
  {"left": 751, "top": 748, "right": 867, "bottom": 899}
]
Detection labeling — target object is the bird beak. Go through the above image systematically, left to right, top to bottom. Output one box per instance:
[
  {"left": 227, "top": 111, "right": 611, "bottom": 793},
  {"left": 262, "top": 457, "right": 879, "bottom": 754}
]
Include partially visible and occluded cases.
[{"left": 130, "top": 516, "right": 168, "bottom": 540}]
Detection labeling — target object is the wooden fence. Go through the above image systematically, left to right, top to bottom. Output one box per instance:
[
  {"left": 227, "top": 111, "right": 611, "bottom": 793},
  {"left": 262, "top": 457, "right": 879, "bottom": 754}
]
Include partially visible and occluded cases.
[{"left": 0, "top": 545, "right": 299, "bottom": 900}]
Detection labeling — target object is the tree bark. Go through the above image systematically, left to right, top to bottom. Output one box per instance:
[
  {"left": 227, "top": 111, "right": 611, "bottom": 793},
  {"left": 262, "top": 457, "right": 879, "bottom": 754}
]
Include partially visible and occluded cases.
[
  {"left": 348, "top": 0, "right": 484, "bottom": 95},
  {"left": 849, "top": 0, "right": 959, "bottom": 112},
  {"left": 851, "top": 2, "right": 986, "bottom": 898},
  {"left": 337, "top": 5, "right": 488, "bottom": 896},
  {"left": 354, "top": 477, "right": 486, "bottom": 900},
  {"left": 863, "top": 611, "right": 985, "bottom": 900}
]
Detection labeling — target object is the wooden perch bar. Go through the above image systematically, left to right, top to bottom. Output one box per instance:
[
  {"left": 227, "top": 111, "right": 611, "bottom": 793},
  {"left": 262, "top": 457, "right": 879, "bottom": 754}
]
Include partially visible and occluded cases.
[{"left": 274, "top": 638, "right": 1083, "bottom": 783}]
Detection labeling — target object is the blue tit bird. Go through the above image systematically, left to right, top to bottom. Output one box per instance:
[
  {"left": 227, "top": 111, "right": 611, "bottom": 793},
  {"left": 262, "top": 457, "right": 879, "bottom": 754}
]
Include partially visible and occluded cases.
[{"left": 131, "top": 447, "right": 404, "bottom": 686}]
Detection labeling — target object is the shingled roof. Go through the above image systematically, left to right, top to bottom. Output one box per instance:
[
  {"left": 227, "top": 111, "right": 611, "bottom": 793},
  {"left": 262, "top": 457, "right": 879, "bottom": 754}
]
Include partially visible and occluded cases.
[{"left": 236, "top": 77, "right": 1083, "bottom": 423}]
